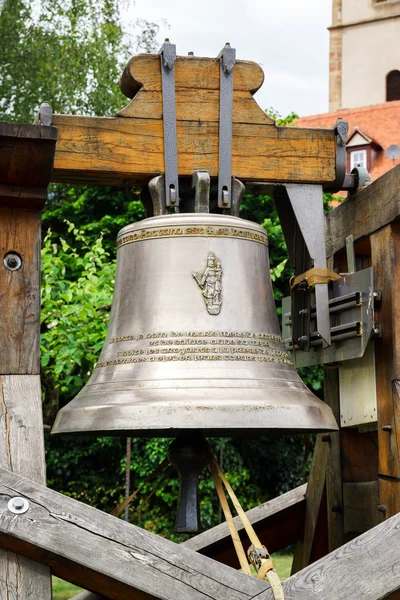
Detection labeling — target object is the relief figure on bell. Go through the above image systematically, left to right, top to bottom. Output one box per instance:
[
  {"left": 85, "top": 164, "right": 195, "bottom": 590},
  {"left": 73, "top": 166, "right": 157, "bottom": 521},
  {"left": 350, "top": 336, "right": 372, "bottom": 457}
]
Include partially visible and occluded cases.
[{"left": 192, "top": 254, "right": 223, "bottom": 316}]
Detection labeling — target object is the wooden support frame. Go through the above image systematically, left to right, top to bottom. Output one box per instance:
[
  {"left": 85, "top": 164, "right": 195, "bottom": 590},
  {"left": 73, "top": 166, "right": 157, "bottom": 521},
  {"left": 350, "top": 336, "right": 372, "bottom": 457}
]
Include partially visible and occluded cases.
[
  {"left": 51, "top": 54, "right": 337, "bottom": 186},
  {"left": 0, "top": 122, "right": 57, "bottom": 599},
  {"left": 0, "top": 467, "right": 399, "bottom": 600}
]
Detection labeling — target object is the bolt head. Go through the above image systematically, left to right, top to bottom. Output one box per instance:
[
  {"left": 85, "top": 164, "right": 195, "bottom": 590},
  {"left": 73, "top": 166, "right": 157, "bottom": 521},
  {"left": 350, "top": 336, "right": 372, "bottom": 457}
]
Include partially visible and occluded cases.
[
  {"left": 4, "top": 253, "right": 22, "bottom": 271},
  {"left": 8, "top": 497, "right": 29, "bottom": 514}
]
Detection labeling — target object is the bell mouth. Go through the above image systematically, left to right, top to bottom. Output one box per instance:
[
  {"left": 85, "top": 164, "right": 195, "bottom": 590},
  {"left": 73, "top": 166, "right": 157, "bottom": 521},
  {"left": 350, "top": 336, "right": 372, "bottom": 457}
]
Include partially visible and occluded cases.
[{"left": 51, "top": 379, "right": 338, "bottom": 437}]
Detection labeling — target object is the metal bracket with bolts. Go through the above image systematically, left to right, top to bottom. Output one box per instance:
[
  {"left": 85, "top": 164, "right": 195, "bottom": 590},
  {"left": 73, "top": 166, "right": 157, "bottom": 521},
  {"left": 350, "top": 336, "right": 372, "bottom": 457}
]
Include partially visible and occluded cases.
[
  {"left": 159, "top": 39, "right": 179, "bottom": 208},
  {"left": 217, "top": 43, "right": 236, "bottom": 209}
]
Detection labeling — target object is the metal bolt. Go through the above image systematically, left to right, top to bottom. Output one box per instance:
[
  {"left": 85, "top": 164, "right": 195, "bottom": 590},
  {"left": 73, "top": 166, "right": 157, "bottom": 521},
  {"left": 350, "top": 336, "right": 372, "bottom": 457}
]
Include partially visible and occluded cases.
[
  {"left": 4, "top": 253, "right": 22, "bottom": 271},
  {"left": 298, "top": 309, "right": 308, "bottom": 315},
  {"left": 382, "top": 425, "right": 392, "bottom": 432},
  {"left": 8, "top": 497, "right": 30, "bottom": 514},
  {"left": 377, "top": 504, "right": 387, "bottom": 514}
]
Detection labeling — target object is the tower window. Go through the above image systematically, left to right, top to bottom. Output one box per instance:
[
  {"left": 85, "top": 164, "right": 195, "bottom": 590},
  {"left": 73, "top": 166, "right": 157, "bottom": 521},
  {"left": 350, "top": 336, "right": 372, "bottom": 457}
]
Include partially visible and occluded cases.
[
  {"left": 387, "top": 70, "right": 400, "bottom": 101},
  {"left": 350, "top": 150, "right": 367, "bottom": 170}
]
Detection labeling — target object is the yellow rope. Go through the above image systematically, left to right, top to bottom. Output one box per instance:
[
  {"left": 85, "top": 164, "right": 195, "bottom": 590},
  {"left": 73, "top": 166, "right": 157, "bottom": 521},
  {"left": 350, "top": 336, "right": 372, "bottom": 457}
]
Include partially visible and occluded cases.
[{"left": 205, "top": 441, "right": 284, "bottom": 599}]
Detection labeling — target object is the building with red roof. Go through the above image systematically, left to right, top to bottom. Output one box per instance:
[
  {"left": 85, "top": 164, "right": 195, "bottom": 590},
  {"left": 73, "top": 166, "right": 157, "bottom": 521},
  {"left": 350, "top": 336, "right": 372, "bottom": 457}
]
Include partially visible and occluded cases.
[
  {"left": 296, "top": 0, "right": 400, "bottom": 183},
  {"left": 296, "top": 101, "right": 400, "bottom": 181}
]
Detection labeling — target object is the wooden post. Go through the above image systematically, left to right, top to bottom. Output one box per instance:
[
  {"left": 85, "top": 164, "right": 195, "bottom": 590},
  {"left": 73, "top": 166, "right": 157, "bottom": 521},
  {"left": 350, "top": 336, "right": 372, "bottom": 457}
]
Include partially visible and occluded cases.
[
  {"left": 0, "top": 122, "right": 57, "bottom": 598},
  {"left": 371, "top": 223, "right": 400, "bottom": 517},
  {"left": 324, "top": 365, "right": 345, "bottom": 552}
]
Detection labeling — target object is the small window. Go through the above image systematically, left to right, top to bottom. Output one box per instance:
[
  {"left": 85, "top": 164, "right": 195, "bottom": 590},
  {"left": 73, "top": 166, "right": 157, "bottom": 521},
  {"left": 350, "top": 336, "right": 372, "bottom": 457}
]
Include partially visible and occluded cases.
[
  {"left": 387, "top": 70, "right": 400, "bottom": 101},
  {"left": 350, "top": 150, "right": 367, "bottom": 169}
]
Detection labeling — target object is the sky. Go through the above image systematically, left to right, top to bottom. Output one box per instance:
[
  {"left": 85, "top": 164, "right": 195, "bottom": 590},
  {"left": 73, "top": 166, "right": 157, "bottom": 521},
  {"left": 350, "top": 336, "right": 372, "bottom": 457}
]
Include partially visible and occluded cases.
[{"left": 124, "top": 0, "right": 332, "bottom": 118}]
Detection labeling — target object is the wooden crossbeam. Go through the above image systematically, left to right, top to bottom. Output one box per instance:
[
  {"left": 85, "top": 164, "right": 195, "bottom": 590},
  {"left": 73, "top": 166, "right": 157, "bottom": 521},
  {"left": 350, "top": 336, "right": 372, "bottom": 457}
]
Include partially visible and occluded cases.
[
  {"left": 51, "top": 54, "right": 337, "bottom": 186},
  {"left": 325, "top": 164, "right": 400, "bottom": 258},
  {"left": 0, "top": 468, "right": 270, "bottom": 600},
  {"left": 1, "top": 468, "right": 399, "bottom": 600},
  {"left": 73, "top": 485, "right": 306, "bottom": 600}
]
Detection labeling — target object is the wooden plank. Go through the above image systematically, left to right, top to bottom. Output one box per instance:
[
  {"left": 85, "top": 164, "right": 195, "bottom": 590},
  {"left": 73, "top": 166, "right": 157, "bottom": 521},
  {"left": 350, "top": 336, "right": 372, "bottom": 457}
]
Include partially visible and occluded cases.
[
  {"left": 50, "top": 51, "right": 336, "bottom": 186},
  {"left": 52, "top": 115, "right": 336, "bottom": 186},
  {"left": 0, "top": 122, "right": 57, "bottom": 208},
  {"left": 0, "top": 126, "right": 55, "bottom": 598},
  {"left": 325, "top": 164, "right": 400, "bottom": 258},
  {"left": 0, "top": 208, "right": 42, "bottom": 374},
  {"left": 370, "top": 224, "right": 400, "bottom": 517},
  {"left": 324, "top": 365, "right": 345, "bottom": 552},
  {"left": 0, "top": 376, "right": 51, "bottom": 599},
  {"left": 341, "top": 429, "right": 379, "bottom": 482},
  {"left": 291, "top": 437, "right": 328, "bottom": 574},
  {"left": 0, "top": 468, "right": 270, "bottom": 600},
  {"left": 2, "top": 469, "right": 400, "bottom": 600},
  {"left": 343, "top": 481, "right": 380, "bottom": 534},
  {"left": 74, "top": 485, "right": 307, "bottom": 600},
  {"left": 261, "top": 513, "right": 400, "bottom": 600}
]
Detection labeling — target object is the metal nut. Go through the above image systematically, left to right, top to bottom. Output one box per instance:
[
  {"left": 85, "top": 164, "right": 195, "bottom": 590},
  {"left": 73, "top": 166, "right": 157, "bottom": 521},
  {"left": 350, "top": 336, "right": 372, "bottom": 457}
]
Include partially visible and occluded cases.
[
  {"left": 4, "top": 253, "right": 22, "bottom": 271},
  {"left": 8, "top": 497, "right": 30, "bottom": 514}
]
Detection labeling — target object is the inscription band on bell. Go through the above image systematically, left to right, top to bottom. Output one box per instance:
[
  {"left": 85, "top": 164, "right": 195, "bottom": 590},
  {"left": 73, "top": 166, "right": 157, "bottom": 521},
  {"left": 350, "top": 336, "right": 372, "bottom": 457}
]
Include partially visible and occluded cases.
[{"left": 117, "top": 224, "right": 268, "bottom": 248}]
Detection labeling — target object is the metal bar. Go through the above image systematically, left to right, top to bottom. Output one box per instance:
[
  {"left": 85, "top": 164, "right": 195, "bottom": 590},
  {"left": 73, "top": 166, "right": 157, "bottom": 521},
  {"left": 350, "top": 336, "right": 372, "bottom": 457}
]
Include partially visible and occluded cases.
[
  {"left": 159, "top": 40, "right": 179, "bottom": 208},
  {"left": 217, "top": 43, "right": 236, "bottom": 209},
  {"left": 192, "top": 170, "right": 210, "bottom": 213},
  {"left": 346, "top": 235, "right": 356, "bottom": 273},
  {"left": 283, "top": 293, "right": 362, "bottom": 325},
  {"left": 285, "top": 321, "right": 361, "bottom": 350},
  {"left": 125, "top": 437, "right": 131, "bottom": 522}
]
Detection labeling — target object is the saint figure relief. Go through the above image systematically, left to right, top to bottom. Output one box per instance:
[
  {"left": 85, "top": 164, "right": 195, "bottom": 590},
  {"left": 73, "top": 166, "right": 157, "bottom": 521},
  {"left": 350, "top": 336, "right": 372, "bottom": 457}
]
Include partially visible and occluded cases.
[{"left": 192, "top": 254, "right": 223, "bottom": 315}]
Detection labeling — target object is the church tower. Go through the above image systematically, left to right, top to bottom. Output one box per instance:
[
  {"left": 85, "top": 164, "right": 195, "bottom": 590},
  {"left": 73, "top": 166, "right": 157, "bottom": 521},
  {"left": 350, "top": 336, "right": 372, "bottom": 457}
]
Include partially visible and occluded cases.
[{"left": 329, "top": 0, "right": 400, "bottom": 111}]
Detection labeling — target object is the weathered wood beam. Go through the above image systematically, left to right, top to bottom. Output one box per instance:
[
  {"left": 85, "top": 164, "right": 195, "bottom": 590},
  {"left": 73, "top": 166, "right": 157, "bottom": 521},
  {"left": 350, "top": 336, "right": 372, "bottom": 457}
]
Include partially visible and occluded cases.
[
  {"left": 51, "top": 54, "right": 337, "bottom": 186},
  {"left": 0, "top": 122, "right": 57, "bottom": 208},
  {"left": 0, "top": 123, "right": 56, "bottom": 598},
  {"left": 325, "top": 164, "right": 400, "bottom": 258},
  {"left": 371, "top": 223, "right": 400, "bottom": 517},
  {"left": 291, "top": 437, "right": 328, "bottom": 574},
  {"left": 0, "top": 468, "right": 270, "bottom": 600},
  {"left": 1, "top": 468, "right": 400, "bottom": 600},
  {"left": 73, "top": 484, "right": 306, "bottom": 600},
  {"left": 272, "top": 513, "right": 400, "bottom": 599}
]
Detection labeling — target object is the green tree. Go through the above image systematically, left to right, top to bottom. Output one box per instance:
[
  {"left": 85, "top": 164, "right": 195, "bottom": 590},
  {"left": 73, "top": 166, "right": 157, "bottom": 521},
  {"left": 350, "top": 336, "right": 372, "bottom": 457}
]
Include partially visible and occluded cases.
[{"left": 0, "top": 0, "right": 160, "bottom": 122}]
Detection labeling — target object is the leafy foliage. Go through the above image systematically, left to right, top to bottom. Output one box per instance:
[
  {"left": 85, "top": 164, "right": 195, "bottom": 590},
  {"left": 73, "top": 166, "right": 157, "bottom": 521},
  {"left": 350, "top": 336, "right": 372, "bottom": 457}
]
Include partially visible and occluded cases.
[{"left": 0, "top": 0, "right": 160, "bottom": 121}]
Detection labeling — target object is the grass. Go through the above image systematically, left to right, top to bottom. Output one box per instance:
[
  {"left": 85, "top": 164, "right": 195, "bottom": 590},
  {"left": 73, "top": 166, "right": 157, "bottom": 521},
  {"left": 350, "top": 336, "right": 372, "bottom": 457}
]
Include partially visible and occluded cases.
[
  {"left": 271, "top": 551, "right": 293, "bottom": 581},
  {"left": 52, "top": 553, "right": 293, "bottom": 598},
  {"left": 52, "top": 577, "right": 82, "bottom": 600}
]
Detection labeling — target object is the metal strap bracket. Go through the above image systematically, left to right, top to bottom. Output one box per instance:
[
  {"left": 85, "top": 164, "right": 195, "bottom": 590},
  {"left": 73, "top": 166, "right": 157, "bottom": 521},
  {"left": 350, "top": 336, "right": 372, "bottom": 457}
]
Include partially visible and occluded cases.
[
  {"left": 159, "top": 40, "right": 179, "bottom": 208},
  {"left": 217, "top": 43, "right": 236, "bottom": 209}
]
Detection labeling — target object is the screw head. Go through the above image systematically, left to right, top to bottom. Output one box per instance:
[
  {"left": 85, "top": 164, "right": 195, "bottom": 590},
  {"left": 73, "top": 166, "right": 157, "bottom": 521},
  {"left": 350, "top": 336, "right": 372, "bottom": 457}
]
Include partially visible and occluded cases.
[
  {"left": 4, "top": 253, "right": 22, "bottom": 271},
  {"left": 8, "top": 497, "right": 29, "bottom": 514}
]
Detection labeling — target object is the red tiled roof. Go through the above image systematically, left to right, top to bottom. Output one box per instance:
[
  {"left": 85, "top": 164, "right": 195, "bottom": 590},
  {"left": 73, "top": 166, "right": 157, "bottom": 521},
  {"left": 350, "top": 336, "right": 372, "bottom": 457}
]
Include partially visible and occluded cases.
[{"left": 295, "top": 101, "right": 400, "bottom": 180}]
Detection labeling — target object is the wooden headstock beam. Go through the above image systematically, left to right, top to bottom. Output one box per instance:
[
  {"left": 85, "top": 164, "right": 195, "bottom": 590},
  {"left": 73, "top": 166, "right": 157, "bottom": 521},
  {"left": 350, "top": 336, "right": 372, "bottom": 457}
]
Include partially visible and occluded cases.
[{"left": 52, "top": 54, "right": 337, "bottom": 186}]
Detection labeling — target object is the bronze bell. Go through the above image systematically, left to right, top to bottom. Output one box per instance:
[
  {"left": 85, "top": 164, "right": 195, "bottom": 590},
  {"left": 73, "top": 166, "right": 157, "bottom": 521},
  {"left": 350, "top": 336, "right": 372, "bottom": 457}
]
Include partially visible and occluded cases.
[{"left": 52, "top": 213, "right": 337, "bottom": 437}]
